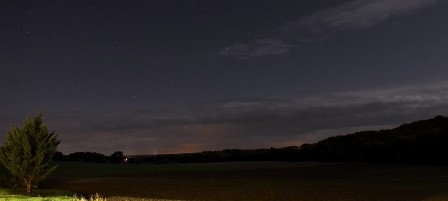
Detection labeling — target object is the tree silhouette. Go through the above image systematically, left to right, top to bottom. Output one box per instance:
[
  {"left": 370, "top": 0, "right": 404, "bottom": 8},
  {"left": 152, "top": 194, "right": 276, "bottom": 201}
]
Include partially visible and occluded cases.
[
  {"left": 0, "top": 113, "right": 60, "bottom": 193},
  {"left": 111, "top": 151, "right": 126, "bottom": 163}
]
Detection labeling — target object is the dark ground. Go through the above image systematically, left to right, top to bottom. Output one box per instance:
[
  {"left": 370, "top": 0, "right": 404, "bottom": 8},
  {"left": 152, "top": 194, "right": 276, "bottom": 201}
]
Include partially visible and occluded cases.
[{"left": 27, "top": 161, "right": 448, "bottom": 201}]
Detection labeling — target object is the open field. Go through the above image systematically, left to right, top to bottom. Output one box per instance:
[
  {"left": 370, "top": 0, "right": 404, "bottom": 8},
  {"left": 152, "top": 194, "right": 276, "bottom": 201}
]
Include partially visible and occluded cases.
[
  {"left": 3, "top": 162, "right": 448, "bottom": 201},
  {"left": 0, "top": 188, "right": 181, "bottom": 201}
]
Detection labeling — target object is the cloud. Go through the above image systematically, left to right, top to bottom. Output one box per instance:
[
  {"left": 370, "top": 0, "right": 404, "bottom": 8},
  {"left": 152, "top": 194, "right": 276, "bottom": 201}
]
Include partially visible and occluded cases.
[
  {"left": 220, "top": 0, "right": 440, "bottom": 58},
  {"left": 298, "top": 0, "right": 439, "bottom": 30},
  {"left": 219, "top": 39, "right": 294, "bottom": 59},
  {"left": 2, "top": 82, "right": 447, "bottom": 155},
  {"left": 48, "top": 83, "right": 448, "bottom": 154}
]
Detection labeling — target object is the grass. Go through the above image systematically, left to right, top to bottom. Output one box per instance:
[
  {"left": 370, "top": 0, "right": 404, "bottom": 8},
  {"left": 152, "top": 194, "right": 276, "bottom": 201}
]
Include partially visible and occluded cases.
[
  {"left": 3, "top": 161, "right": 448, "bottom": 200},
  {"left": 0, "top": 188, "right": 82, "bottom": 201},
  {"left": 0, "top": 188, "right": 181, "bottom": 201}
]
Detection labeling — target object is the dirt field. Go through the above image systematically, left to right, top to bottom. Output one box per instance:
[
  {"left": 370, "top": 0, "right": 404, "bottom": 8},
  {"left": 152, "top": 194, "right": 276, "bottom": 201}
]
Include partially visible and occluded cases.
[{"left": 28, "top": 161, "right": 448, "bottom": 201}]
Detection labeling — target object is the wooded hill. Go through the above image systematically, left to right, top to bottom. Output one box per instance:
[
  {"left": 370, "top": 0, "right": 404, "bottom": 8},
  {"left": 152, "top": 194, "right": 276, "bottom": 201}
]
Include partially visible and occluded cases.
[
  {"left": 56, "top": 115, "right": 448, "bottom": 164},
  {"left": 131, "top": 115, "right": 448, "bottom": 164},
  {"left": 298, "top": 115, "right": 448, "bottom": 164}
]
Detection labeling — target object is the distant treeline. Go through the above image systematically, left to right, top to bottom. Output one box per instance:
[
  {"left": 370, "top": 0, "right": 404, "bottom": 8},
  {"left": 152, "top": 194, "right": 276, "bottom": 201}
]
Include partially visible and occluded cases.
[
  {"left": 55, "top": 115, "right": 448, "bottom": 165},
  {"left": 126, "top": 147, "right": 301, "bottom": 164},
  {"left": 54, "top": 151, "right": 126, "bottom": 163}
]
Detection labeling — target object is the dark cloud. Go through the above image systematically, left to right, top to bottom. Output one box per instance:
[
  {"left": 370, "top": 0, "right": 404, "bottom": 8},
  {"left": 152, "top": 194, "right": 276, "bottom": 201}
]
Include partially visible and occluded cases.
[{"left": 3, "top": 82, "right": 442, "bottom": 155}]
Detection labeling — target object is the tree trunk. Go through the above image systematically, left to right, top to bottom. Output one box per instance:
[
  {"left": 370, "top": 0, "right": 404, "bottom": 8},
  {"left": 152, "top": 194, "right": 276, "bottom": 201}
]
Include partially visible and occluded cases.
[
  {"left": 24, "top": 178, "right": 32, "bottom": 194},
  {"left": 26, "top": 183, "right": 32, "bottom": 194}
]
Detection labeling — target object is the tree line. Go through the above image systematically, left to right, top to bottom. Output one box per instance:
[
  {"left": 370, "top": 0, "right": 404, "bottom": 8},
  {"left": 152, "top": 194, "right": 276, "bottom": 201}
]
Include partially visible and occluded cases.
[
  {"left": 51, "top": 115, "right": 448, "bottom": 165},
  {"left": 124, "top": 115, "right": 448, "bottom": 164},
  {"left": 298, "top": 115, "right": 448, "bottom": 164},
  {"left": 53, "top": 151, "right": 126, "bottom": 163}
]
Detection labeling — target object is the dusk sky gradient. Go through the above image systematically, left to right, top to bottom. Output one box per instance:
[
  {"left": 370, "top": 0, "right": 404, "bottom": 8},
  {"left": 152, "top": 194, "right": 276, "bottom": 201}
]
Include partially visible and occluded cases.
[{"left": 1, "top": 0, "right": 448, "bottom": 155}]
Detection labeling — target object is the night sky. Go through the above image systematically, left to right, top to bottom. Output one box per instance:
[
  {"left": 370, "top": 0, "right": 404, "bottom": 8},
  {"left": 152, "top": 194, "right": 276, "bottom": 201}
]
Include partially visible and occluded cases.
[{"left": 1, "top": 0, "right": 448, "bottom": 155}]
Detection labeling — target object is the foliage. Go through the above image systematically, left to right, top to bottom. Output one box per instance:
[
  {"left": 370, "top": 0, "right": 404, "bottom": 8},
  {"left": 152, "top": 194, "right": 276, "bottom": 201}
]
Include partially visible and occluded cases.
[
  {"left": 0, "top": 113, "right": 60, "bottom": 194},
  {"left": 298, "top": 115, "right": 448, "bottom": 163},
  {"left": 52, "top": 151, "right": 126, "bottom": 163},
  {"left": 110, "top": 151, "right": 125, "bottom": 164},
  {"left": 60, "top": 152, "right": 110, "bottom": 163},
  {"left": 78, "top": 193, "right": 106, "bottom": 201}
]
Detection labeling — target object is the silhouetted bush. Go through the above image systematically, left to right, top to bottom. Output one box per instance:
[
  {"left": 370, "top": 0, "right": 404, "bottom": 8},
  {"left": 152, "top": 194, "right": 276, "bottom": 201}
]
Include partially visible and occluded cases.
[{"left": 110, "top": 151, "right": 126, "bottom": 163}]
